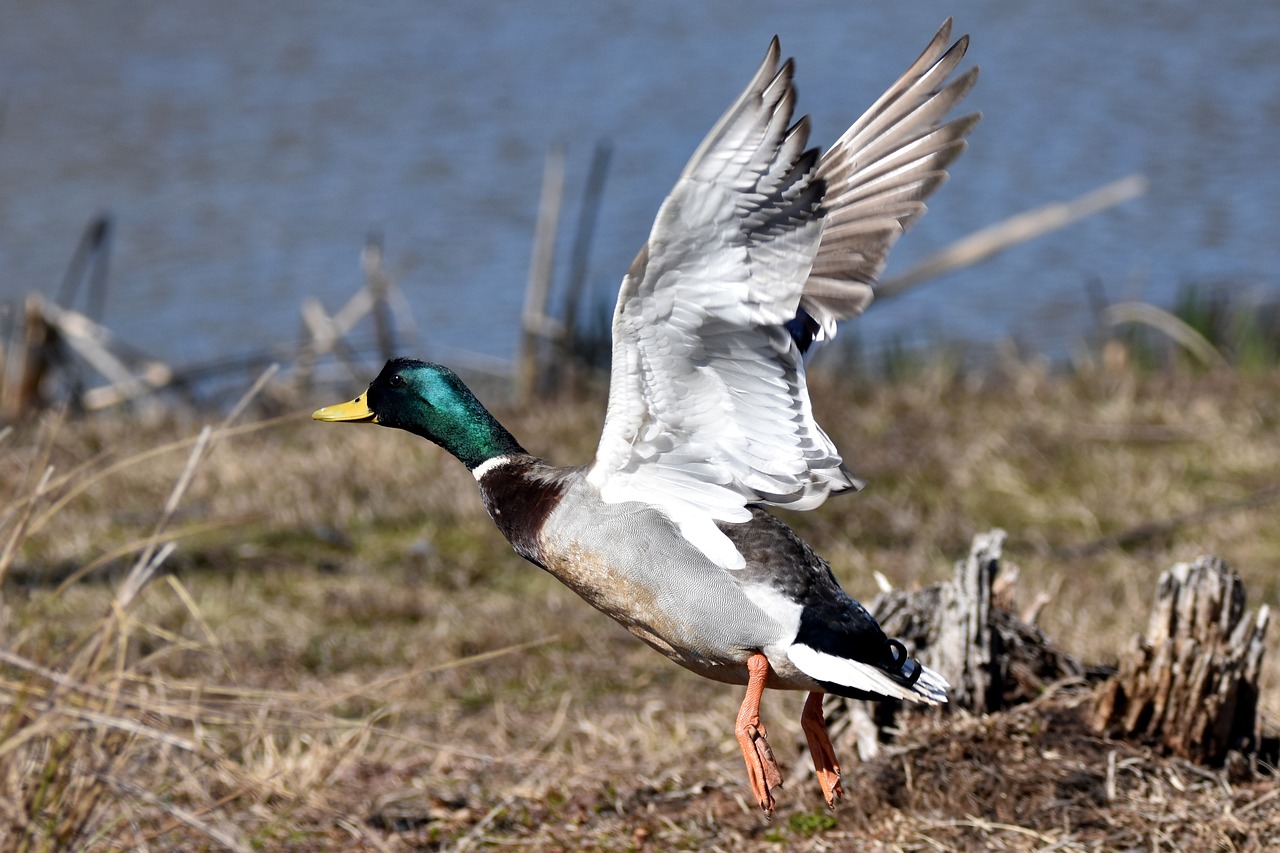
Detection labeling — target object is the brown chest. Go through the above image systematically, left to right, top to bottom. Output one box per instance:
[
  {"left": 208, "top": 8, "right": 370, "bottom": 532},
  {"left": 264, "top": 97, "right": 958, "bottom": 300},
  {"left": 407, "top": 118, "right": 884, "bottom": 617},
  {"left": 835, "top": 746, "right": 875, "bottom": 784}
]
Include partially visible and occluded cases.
[{"left": 476, "top": 459, "right": 567, "bottom": 566}]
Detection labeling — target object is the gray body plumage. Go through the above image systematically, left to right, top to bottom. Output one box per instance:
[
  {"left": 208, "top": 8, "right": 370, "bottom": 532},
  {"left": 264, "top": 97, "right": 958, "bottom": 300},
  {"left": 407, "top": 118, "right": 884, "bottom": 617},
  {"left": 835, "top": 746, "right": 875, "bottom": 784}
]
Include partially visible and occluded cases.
[
  {"left": 479, "top": 457, "right": 945, "bottom": 702},
  {"left": 540, "top": 469, "right": 812, "bottom": 687}
]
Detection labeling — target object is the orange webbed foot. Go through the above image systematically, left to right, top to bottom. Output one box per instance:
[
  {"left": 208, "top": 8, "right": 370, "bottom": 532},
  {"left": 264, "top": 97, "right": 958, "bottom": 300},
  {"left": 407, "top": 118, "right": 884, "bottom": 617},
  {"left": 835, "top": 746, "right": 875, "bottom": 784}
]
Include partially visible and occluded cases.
[
  {"left": 736, "top": 653, "right": 784, "bottom": 814},
  {"left": 801, "top": 690, "right": 844, "bottom": 807}
]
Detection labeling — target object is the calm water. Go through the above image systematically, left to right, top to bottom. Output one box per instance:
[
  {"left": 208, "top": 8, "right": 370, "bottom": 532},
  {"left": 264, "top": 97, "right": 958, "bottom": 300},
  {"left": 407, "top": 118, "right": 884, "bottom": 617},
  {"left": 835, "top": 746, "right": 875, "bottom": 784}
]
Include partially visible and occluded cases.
[{"left": 2, "top": 1, "right": 1278, "bottom": 375}]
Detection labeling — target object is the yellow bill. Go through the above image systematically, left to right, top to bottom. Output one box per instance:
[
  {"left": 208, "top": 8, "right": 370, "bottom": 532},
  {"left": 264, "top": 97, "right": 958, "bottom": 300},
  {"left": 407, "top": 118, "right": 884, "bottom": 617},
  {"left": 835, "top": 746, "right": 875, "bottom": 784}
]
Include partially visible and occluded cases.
[{"left": 312, "top": 396, "right": 377, "bottom": 423}]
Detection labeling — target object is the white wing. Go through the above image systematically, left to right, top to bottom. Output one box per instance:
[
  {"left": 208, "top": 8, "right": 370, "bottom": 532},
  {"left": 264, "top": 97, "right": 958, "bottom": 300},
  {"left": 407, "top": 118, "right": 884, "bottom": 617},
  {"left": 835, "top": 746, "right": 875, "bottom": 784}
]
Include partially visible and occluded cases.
[{"left": 588, "top": 21, "right": 978, "bottom": 569}]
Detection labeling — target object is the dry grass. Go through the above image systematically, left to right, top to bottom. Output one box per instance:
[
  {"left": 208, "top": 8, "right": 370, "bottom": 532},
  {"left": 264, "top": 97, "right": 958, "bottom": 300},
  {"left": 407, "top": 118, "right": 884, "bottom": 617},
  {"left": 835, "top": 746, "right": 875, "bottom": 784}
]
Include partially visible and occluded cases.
[{"left": 0, "top": 357, "right": 1277, "bottom": 850}]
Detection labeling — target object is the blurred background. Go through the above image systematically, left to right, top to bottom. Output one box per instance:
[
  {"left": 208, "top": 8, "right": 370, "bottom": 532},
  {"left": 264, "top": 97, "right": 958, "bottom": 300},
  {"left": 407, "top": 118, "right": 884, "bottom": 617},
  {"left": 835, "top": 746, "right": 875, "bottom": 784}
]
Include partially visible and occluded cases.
[{"left": 1, "top": 0, "right": 1277, "bottom": 381}]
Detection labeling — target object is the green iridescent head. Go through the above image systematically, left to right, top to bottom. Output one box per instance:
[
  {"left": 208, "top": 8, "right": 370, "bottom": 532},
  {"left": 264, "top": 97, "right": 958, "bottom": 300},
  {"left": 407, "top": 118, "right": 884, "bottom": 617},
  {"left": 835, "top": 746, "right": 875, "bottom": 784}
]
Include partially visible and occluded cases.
[{"left": 313, "top": 358, "right": 524, "bottom": 470}]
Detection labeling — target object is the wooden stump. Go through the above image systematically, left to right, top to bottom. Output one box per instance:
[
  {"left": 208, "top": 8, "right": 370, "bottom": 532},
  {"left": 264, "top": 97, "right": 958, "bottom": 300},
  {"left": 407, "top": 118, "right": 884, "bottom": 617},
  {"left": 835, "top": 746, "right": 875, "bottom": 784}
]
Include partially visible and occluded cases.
[
  {"left": 936, "top": 528, "right": 1003, "bottom": 713},
  {"left": 870, "top": 529, "right": 1083, "bottom": 714},
  {"left": 820, "top": 530, "right": 1083, "bottom": 762},
  {"left": 1091, "top": 556, "right": 1270, "bottom": 767}
]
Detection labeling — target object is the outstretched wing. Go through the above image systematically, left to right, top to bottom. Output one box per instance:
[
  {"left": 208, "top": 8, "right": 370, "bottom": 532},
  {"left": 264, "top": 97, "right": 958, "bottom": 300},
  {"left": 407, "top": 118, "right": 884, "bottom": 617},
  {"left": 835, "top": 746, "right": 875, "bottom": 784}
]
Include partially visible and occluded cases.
[
  {"left": 802, "top": 21, "right": 979, "bottom": 342},
  {"left": 588, "top": 22, "right": 978, "bottom": 569}
]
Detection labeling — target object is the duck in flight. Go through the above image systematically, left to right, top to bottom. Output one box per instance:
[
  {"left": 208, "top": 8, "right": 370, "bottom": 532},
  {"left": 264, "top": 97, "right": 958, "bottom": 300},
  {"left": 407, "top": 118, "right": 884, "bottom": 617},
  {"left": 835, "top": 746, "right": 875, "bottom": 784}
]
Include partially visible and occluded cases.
[{"left": 315, "top": 20, "right": 978, "bottom": 813}]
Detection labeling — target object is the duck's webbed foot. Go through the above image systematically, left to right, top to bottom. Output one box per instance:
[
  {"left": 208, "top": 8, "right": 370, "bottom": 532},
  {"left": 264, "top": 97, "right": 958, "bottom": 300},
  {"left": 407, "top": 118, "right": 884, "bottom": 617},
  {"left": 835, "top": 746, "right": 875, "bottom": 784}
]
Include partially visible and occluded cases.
[
  {"left": 735, "top": 653, "right": 784, "bottom": 815},
  {"left": 801, "top": 690, "right": 844, "bottom": 806}
]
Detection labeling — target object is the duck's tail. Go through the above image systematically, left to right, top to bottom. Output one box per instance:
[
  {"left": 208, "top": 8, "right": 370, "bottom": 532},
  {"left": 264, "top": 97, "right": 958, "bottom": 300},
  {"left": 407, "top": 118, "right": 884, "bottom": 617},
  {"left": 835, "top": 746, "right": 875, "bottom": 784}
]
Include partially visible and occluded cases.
[{"left": 788, "top": 637, "right": 949, "bottom": 705}]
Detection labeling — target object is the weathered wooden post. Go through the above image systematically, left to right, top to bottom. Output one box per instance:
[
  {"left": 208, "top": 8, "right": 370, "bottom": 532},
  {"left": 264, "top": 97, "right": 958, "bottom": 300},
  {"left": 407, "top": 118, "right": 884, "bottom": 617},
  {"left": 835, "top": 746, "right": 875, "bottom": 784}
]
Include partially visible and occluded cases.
[
  {"left": 516, "top": 143, "right": 566, "bottom": 403},
  {"left": 8, "top": 294, "right": 58, "bottom": 416},
  {"left": 1091, "top": 556, "right": 1270, "bottom": 767}
]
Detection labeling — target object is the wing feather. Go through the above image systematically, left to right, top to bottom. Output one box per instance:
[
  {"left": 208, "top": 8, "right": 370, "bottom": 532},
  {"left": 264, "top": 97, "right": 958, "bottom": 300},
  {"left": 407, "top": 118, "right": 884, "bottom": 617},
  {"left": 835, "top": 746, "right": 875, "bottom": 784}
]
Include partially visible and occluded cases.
[
  {"left": 589, "top": 22, "right": 978, "bottom": 568},
  {"left": 802, "top": 23, "right": 981, "bottom": 338}
]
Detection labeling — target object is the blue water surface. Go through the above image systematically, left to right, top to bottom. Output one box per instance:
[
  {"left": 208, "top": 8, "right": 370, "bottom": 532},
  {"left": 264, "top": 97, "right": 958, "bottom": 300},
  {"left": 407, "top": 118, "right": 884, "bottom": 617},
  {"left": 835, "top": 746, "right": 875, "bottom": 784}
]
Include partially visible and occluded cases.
[{"left": 1, "top": 1, "right": 1277, "bottom": 372}]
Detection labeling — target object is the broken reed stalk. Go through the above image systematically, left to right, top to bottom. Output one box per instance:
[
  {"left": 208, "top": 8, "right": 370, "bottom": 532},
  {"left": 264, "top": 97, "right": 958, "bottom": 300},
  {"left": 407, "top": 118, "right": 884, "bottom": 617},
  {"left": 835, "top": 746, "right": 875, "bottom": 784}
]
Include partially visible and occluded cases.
[
  {"left": 559, "top": 140, "right": 613, "bottom": 370},
  {"left": 516, "top": 142, "right": 567, "bottom": 403},
  {"left": 877, "top": 173, "right": 1148, "bottom": 299},
  {"left": 361, "top": 233, "right": 397, "bottom": 363},
  {"left": 1104, "top": 301, "right": 1231, "bottom": 370},
  {"left": 1091, "top": 555, "right": 1271, "bottom": 767}
]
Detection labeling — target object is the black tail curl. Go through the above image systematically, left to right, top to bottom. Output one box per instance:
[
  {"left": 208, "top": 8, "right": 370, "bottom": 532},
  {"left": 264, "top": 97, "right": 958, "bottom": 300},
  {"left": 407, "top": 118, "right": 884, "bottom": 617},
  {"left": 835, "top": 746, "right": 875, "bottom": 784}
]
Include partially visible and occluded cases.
[{"left": 886, "top": 638, "right": 923, "bottom": 687}]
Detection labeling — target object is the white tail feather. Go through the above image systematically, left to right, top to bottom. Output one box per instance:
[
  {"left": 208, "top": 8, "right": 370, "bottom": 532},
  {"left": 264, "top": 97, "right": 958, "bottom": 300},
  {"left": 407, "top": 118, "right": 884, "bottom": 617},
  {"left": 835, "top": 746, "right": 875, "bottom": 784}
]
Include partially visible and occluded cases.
[
  {"left": 788, "top": 643, "right": 949, "bottom": 705},
  {"left": 909, "top": 660, "right": 950, "bottom": 704}
]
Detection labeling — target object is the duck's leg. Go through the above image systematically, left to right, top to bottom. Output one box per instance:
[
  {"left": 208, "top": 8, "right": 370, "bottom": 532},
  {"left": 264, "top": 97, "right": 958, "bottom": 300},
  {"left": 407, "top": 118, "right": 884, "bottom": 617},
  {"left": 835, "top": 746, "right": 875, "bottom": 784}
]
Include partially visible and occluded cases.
[
  {"left": 735, "top": 652, "right": 783, "bottom": 814},
  {"left": 801, "top": 691, "right": 844, "bottom": 806}
]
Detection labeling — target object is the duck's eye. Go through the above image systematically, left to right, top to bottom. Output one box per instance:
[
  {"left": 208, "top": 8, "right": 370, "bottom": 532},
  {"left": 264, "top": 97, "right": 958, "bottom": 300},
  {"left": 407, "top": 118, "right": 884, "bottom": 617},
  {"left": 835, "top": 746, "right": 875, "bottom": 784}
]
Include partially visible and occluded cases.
[{"left": 388, "top": 374, "right": 404, "bottom": 388}]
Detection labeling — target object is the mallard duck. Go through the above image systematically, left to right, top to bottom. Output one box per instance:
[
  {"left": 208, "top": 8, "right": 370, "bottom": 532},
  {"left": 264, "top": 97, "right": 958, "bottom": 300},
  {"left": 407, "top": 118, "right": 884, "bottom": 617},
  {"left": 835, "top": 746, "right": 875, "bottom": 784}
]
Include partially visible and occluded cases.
[{"left": 315, "top": 20, "right": 978, "bottom": 814}]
